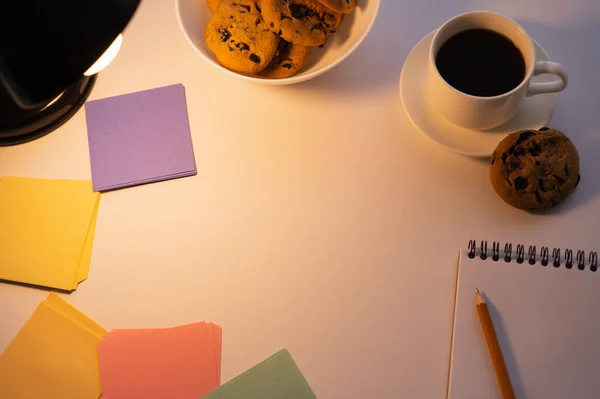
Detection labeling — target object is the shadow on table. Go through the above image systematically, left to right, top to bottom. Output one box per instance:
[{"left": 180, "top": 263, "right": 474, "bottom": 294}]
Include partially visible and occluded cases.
[
  {"left": 519, "top": 20, "right": 600, "bottom": 213},
  {"left": 0, "top": 279, "right": 72, "bottom": 294},
  {"left": 486, "top": 298, "right": 529, "bottom": 399}
]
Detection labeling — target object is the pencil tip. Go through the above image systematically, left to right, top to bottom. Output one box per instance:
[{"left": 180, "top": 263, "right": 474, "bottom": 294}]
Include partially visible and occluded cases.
[{"left": 475, "top": 288, "right": 485, "bottom": 304}]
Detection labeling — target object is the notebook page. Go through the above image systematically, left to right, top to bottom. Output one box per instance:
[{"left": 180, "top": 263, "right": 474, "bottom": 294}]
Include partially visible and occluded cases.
[{"left": 448, "top": 250, "right": 600, "bottom": 399}]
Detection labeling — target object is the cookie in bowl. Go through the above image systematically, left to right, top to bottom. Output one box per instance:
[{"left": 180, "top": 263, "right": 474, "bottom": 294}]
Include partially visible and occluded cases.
[
  {"left": 178, "top": 0, "right": 381, "bottom": 84},
  {"left": 206, "top": 0, "right": 261, "bottom": 14},
  {"left": 261, "top": 0, "right": 343, "bottom": 47},
  {"left": 316, "top": 0, "right": 357, "bottom": 14},
  {"left": 204, "top": 1, "right": 279, "bottom": 74},
  {"left": 258, "top": 40, "right": 313, "bottom": 78},
  {"left": 490, "top": 128, "right": 581, "bottom": 211}
]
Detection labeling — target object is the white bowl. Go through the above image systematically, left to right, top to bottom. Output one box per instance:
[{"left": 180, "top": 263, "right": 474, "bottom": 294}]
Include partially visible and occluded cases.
[{"left": 176, "top": 0, "right": 381, "bottom": 85}]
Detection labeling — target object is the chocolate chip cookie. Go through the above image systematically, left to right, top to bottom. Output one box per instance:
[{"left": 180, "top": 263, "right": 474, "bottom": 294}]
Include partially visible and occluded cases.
[
  {"left": 206, "top": 0, "right": 222, "bottom": 13},
  {"left": 207, "top": 0, "right": 262, "bottom": 13},
  {"left": 261, "top": 0, "right": 343, "bottom": 47},
  {"left": 315, "top": 0, "right": 357, "bottom": 14},
  {"left": 205, "top": 1, "right": 280, "bottom": 74},
  {"left": 258, "top": 40, "right": 312, "bottom": 78},
  {"left": 490, "top": 128, "right": 581, "bottom": 211}
]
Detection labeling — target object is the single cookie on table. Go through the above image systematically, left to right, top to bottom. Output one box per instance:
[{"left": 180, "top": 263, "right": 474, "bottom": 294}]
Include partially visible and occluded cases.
[
  {"left": 206, "top": 0, "right": 262, "bottom": 13},
  {"left": 261, "top": 0, "right": 343, "bottom": 47},
  {"left": 315, "top": 0, "right": 357, "bottom": 14},
  {"left": 205, "top": 1, "right": 280, "bottom": 74},
  {"left": 258, "top": 40, "right": 312, "bottom": 78},
  {"left": 490, "top": 127, "right": 581, "bottom": 211}
]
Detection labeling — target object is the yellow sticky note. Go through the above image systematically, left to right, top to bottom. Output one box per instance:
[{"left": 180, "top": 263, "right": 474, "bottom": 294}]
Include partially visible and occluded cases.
[
  {"left": 0, "top": 177, "right": 100, "bottom": 291},
  {"left": 44, "top": 293, "right": 108, "bottom": 339},
  {"left": 0, "top": 298, "right": 106, "bottom": 399}
]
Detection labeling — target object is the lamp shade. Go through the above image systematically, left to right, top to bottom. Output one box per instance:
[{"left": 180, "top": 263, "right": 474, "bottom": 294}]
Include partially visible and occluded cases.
[{"left": 0, "top": 0, "right": 140, "bottom": 144}]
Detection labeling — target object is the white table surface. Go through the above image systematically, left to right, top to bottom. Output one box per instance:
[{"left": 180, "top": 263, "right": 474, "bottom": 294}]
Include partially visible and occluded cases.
[{"left": 2, "top": 0, "right": 600, "bottom": 398}]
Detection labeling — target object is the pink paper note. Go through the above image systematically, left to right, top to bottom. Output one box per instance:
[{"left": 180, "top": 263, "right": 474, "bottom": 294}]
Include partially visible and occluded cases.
[
  {"left": 97, "top": 322, "right": 219, "bottom": 399},
  {"left": 213, "top": 324, "right": 222, "bottom": 384}
]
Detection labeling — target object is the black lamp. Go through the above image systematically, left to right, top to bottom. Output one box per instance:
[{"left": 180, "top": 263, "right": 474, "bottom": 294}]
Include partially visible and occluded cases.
[{"left": 0, "top": 0, "right": 140, "bottom": 146}]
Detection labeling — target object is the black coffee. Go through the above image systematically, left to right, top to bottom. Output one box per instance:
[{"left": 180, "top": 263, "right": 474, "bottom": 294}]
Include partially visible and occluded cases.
[{"left": 435, "top": 28, "right": 526, "bottom": 97}]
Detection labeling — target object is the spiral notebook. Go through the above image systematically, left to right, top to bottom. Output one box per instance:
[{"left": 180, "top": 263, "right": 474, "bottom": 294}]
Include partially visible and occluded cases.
[{"left": 448, "top": 241, "right": 600, "bottom": 399}]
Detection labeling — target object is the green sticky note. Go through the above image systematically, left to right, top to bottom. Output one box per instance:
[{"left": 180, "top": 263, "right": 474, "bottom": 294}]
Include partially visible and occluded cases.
[{"left": 202, "top": 349, "right": 317, "bottom": 399}]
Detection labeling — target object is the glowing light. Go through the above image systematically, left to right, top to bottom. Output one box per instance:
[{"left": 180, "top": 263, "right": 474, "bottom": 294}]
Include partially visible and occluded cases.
[
  {"left": 84, "top": 34, "right": 123, "bottom": 76},
  {"left": 40, "top": 91, "right": 65, "bottom": 111}
]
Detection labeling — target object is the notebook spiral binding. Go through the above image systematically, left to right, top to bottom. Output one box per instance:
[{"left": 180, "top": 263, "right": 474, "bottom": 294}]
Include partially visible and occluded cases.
[{"left": 468, "top": 240, "right": 598, "bottom": 272}]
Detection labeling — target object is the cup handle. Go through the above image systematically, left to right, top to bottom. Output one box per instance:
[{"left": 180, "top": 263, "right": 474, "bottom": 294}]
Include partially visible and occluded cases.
[{"left": 526, "top": 61, "right": 568, "bottom": 97}]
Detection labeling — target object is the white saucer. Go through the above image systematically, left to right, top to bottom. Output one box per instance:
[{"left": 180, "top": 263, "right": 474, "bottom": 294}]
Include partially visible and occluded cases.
[{"left": 399, "top": 30, "right": 558, "bottom": 157}]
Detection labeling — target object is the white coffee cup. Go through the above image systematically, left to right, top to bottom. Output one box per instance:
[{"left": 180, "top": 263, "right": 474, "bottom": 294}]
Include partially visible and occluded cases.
[{"left": 427, "top": 11, "right": 568, "bottom": 130}]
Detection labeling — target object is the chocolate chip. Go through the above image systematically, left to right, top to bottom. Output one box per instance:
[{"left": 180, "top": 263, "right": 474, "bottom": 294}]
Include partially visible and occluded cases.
[
  {"left": 254, "top": 2, "right": 261, "bottom": 12},
  {"left": 289, "top": 3, "right": 315, "bottom": 19},
  {"left": 255, "top": 17, "right": 262, "bottom": 26},
  {"left": 270, "top": 22, "right": 275, "bottom": 28},
  {"left": 218, "top": 29, "right": 231, "bottom": 42},
  {"left": 277, "top": 29, "right": 283, "bottom": 36},
  {"left": 236, "top": 42, "right": 250, "bottom": 51},
  {"left": 250, "top": 54, "right": 261, "bottom": 63},
  {"left": 282, "top": 63, "right": 293, "bottom": 69},
  {"left": 539, "top": 127, "right": 550, "bottom": 131},
  {"left": 516, "top": 131, "right": 535, "bottom": 145},
  {"left": 547, "top": 136, "right": 559, "bottom": 147},
  {"left": 529, "top": 143, "right": 542, "bottom": 156},
  {"left": 501, "top": 152, "right": 508, "bottom": 164},
  {"left": 536, "top": 160, "right": 541, "bottom": 166},
  {"left": 507, "top": 161, "right": 520, "bottom": 171},
  {"left": 565, "top": 164, "right": 570, "bottom": 176},
  {"left": 553, "top": 175, "right": 566, "bottom": 184},
  {"left": 575, "top": 175, "right": 581, "bottom": 187},
  {"left": 514, "top": 176, "right": 528, "bottom": 191},
  {"left": 539, "top": 179, "right": 546, "bottom": 192},
  {"left": 535, "top": 190, "right": 542, "bottom": 205}
]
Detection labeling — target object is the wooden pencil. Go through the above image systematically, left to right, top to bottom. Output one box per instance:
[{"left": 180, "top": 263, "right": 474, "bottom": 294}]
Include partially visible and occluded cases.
[{"left": 476, "top": 288, "right": 516, "bottom": 399}]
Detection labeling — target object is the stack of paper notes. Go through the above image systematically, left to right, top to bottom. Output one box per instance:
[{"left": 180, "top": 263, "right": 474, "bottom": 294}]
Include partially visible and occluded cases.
[
  {"left": 84, "top": 84, "right": 197, "bottom": 192},
  {"left": 0, "top": 177, "right": 100, "bottom": 291},
  {"left": 0, "top": 293, "right": 107, "bottom": 399},
  {"left": 97, "top": 322, "right": 222, "bottom": 399},
  {"left": 203, "top": 349, "right": 317, "bottom": 399}
]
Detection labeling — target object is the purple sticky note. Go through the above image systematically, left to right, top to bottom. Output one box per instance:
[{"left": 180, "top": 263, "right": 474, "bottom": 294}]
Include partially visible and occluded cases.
[{"left": 84, "top": 84, "right": 197, "bottom": 192}]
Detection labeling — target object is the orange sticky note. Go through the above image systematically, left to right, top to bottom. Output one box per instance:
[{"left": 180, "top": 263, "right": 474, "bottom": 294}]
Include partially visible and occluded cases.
[
  {"left": 97, "top": 322, "right": 221, "bottom": 399},
  {"left": 100, "top": 322, "right": 222, "bottom": 384},
  {"left": 212, "top": 323, "right": 223, "bottom": 384}
]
